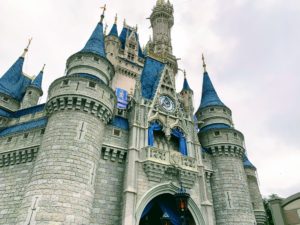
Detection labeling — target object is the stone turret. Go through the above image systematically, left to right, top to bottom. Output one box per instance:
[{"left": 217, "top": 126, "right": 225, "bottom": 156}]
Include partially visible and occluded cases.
[
  {"left": 16, "top": 11, "right": 116, "bottom": 225},
  {"left": 105, "top": 14, "right": 121, "bottom": 64},
  {"left": 196, "top": 57, "right": 256, "bottom": 225},
  {"left": 21, "top": 65, "right": 44, "bottom": 109},
  {"left": 180, "top": 70, "right": 194, "bottom": 115},
  {"left": 244, "top": 156, "right": 266, "bottom": 225}
]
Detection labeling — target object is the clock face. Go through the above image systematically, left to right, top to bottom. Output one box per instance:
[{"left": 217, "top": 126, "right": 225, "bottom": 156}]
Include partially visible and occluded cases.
[{"left": 159, "top": 95, "right": 175, "bottom": 112}]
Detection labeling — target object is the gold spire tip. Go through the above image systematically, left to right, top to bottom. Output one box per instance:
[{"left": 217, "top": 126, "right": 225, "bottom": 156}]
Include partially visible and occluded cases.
[
  {"left": 100, "top": 4, "right": 106, "bottom": 23},
  {"left": 114, "top": 14, "right": 118, "bottom": 24},
  {"left": 21, "top": 37, "right": 33, "bottom": 58},
  {"left": 202, "top": 53, "right": 207, "bottom": 72},
  {"left": 41, "top": 64, "right": 46, "bottom": 72}
]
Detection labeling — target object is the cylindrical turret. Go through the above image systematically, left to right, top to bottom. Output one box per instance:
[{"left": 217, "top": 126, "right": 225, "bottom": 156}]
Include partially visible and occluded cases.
[
  {"left": 105, "top": 15, "right": 121, "bottom": 64},
  {"left": 16, "top": 17, "right": 116, "bottom": 224},
  {"left": 196, "top": 59, "right": 256, "bottom": 224},
  {"left": 21, "top": 68, "right": 44, "bottom": 109},
  {"left": 180, "top": 71, "right": 194, "bottom": 115},
  {"left": 199, "top": 128, "right": 256, "bottom": 225},
  {"left": 244, "top": 157, "right": 266, "bottom": 225}
]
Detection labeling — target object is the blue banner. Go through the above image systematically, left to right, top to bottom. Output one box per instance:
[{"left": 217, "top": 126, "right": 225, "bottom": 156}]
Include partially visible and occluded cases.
[{"left": 116, "top": 88, "right": 128, "bottom": 109}]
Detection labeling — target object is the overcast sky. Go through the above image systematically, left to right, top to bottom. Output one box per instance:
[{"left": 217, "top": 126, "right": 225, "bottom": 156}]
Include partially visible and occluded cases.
[{"left": 0, "top": 0, "right": 299, "bottom": 198}]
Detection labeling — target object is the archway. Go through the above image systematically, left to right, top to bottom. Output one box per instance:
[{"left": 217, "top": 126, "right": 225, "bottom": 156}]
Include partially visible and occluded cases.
[
  {"left": 135, "top": 182, "right": 206, "bottom": 225},
  {"left": 139, "top": 193, "right": 196, "bottom": 225}
]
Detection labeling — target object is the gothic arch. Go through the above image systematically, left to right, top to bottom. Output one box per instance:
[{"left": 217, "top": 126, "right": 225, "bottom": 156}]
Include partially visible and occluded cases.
[{"left": 135, "top": 182, "right": 206, "bottom": 225}]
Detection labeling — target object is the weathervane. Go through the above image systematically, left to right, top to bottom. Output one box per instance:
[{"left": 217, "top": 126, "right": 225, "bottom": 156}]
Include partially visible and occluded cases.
[
  {"left": 100, "top": 4, "right": 106, "bottom": 23},
  {"left": 22, "top": 37, "right": 32, "bottom": 58}
]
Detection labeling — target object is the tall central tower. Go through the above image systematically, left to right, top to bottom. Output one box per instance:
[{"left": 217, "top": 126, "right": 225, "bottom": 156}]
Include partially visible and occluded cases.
[
  {"left": 148, "top": 0, "right": 178, "bottom": 77},
  {"left": 150, "top": 0, "right": 174, "bottom": 55}
]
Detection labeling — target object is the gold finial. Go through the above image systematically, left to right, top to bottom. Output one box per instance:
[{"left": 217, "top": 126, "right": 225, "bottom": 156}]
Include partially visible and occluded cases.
[
  {"left": 100, "top": 4, "right": 106, "bottom": 23},
  {"left": 114, "top": 14, "right": 118, "bottom": 24},
  {"left": 123, "top": 18, "right": 126, "bottom": 26},
  {"left": 21, "top": 38, "right": 32, "bottom": 58},
  {"left": 202, "top": 53, "right": 207, "bottom": 72},
  {"left": 41, "top": 64, "right": 46, "bottom": 72}
]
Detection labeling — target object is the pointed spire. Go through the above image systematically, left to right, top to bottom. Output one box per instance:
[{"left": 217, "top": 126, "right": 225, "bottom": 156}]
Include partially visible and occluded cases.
[
  {"left": 114, "top": 14, "right": 118, "bottom": 24},
  {"left": 108, "top": 15, "right": 119, "bottom": 37},
  {"left": 80, "top": 16, "right": 106, "bottom": 57},
  {"left": 21, "top": 38, "right": 32, "bottom": 58},
  {"left": 0, "top": 43, "right": 33, "bottom": 101},
  {"left": 202, "top": 53, "right": 207, "bottom": 73},
  {"left": 199, "top": 56, "right": 225, "bottom": 109},
  {"left": 41, "top": 63, "right": 46, "bottom": 72},
  {"left": 31, "top": 65, "right": 44, "bottom": 90},
  {"left": 182, "top": 70, "right": 192, "bottom": 92}
]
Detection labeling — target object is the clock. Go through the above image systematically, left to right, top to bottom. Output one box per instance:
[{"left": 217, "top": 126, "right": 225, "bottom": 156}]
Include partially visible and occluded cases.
[{"left": 159, "top": 95, "right": 175, "bottom": 112}]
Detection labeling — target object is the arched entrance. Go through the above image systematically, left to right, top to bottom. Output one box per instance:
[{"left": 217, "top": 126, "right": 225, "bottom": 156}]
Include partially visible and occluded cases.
[
  {"left": 135, "top": 183, "right": 206, "bottom": 225},
  {"left": 139, "top": 193, "right": 196, "bottom": 225}
]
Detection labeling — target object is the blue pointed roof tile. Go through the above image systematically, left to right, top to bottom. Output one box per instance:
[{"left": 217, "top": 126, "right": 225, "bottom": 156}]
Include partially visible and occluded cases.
[
  {"left": 80, "top": 22, "right": 106, "bottom": 57},
  {"left": 109, "top": 23, "right": 119, "bottom": 37},
  {"left": 119, "top": 27, "right": 145, "bottom": 58},
  {"left": 0, "top": 57, "right": 31, "bottom": 101},
  {"left": 140, "top": 57, "right": 165, "bottom": 100},
  {"left": 30, "top": 70, "right": 43, "bottom": 90},
  {"left": 199, "top": 72, "right": 225, "bottom": 109},
  {"left": 182, "top": 77, "right": 192, "bottom": 92},
  {"left": 243, "top": 155, "right": 256, "bottom": 170}
]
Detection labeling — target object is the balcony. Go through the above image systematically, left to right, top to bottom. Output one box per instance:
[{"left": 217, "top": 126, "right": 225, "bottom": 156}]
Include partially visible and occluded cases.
[{"left": 141, "top": 146, "right": 198, "bottom": 188}]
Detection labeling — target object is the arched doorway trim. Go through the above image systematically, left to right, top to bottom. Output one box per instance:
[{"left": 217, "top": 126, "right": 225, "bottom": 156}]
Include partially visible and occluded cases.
[{"left": 135, "top": 182, "right": 206, "bottom": 225}]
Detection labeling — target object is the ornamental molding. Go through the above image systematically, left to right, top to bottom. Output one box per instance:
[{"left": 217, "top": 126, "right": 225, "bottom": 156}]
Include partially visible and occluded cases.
[
  {"left": 46, "top": 95, "right": 113, "bottom": 124},
  {"left": 101, "top": 145, "right": 127, "bottom": 163},
  {"left": 0, "top": 146, "right": 39, "bottom": 168},
  {"left": 141, "top": 146, "right": 198, "bottom": 189}
]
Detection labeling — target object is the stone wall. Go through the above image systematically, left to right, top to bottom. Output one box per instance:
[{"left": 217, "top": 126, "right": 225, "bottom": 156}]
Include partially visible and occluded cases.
[
  {"left": 211, "top": 156, "right": 256, "bottom": 225},
  {"left": 90, "top": 158, "right": 125, "bottom": 225},
  {"left": 0, "top": 162, "right": 34, "bottom": 225}
]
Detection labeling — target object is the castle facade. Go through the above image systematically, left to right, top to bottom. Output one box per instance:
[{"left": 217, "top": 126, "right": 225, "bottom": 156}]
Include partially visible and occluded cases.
[{"left": 0, "top": 1, "right": 265, "bottom": 224}]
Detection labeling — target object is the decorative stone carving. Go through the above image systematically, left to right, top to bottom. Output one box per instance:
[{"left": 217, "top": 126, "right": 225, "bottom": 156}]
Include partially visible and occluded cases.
[
  {"left": 141, "top": 146, "right": 198, "bottom": 189},
  {"left": 0, "top": 147, "right": 39, "bottom": 167}
]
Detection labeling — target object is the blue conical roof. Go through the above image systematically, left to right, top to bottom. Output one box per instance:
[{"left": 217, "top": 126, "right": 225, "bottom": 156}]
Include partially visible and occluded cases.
[
  {"left": 80, "top": 22, "right": 106, "bottom": 57},
  {"left": 109, "top": 23, "right": 118, "bottom": 37},
  {"left": 0, "top": 57, "right": 31, "bottom": 101},
  {"left": 31, "top": 70, "right": 43, "bottom": 90},
  {"left": 199, "top": 72, "right": 225, "bottom": 109},
  {"left": 182, "top": 77, "right": 192, "bottom": 92},
  {"left": 243, "top": 155, "right": 256, "bottom": 170}
]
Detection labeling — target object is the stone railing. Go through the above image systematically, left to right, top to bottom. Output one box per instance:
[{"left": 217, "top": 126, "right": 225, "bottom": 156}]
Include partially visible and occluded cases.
[
  {"left": 141, "top": 146, "right": 198, "bottom": 189},
  {"left": 141, "top": 146, "right": 197, "bottom": 171}
]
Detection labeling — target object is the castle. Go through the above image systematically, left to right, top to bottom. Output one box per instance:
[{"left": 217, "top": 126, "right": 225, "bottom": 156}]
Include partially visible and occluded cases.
[{"left": 0, "top": 1, "right": 266, "bottom": 225}]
